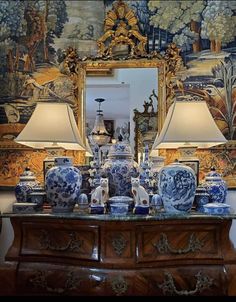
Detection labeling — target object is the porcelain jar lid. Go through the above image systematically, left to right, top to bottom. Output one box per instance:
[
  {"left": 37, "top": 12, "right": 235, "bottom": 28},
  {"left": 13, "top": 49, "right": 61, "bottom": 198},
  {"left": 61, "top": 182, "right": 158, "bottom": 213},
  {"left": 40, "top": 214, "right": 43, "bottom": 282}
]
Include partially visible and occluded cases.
[
  {"left": 108, "top": 141, "right": 133, "bottom": 159},
  {"left": 205, "top": 167, "right": 223, "bottom": 182},
  {"left": 19, "top": 168, "right": 36, "bottom": 181}
]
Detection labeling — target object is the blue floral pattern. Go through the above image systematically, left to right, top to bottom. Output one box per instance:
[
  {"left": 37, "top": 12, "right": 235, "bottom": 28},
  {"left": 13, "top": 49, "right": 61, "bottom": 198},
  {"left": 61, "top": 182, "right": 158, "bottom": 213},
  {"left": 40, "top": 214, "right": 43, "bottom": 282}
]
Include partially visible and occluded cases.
[
  {"left": 102, "top": 141, "right": 139, "bottom": 197},
  {"left": 45, "top": 157, "right": 82, "bottom": 213},
  {"left": 158, "top": 162, "right": 196, "bottom": 213},
  {"left": 15, "top": 170, "right": 38, "bottom": 202},
  {"left": 202, "top": 170, "right": 227, "bottom": 203}
]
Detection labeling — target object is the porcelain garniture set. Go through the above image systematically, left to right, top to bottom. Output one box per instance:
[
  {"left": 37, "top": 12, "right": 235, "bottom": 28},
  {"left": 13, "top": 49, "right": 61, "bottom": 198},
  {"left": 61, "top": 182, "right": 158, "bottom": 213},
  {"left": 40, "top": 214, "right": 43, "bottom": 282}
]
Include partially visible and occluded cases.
[{"left": 13, "top": 139, "right": 230, "bottom": 216}]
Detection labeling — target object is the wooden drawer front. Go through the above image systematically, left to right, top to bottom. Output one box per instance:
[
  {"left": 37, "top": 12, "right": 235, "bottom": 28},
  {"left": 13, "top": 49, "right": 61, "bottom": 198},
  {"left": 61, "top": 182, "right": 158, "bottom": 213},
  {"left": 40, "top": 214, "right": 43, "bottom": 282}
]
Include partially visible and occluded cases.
[
  {"left": 21, "top": 222, "right": 99, "bottom": 261},
  {"left": 137, "top": 224, "right": 221, "bottom": 263},
  {"left": 102, "top": 230, "right": 134, "bottom": 264},
  {"left": 16, "top": 263, "right": 227, "bottom": 296},
  {"left": 17, "top": 263, "right": 102, "bottom": 296},
  {"left": 142, "top": 265, "right": 227, "bottom": 296}
]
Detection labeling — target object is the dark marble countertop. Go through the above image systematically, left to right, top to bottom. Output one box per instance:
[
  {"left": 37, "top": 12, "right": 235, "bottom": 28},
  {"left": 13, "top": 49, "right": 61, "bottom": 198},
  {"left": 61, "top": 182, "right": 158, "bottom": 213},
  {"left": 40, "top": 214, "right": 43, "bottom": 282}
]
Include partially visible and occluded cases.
[{"left": 1, "top": 209, "right": 236, "bottom": 221}]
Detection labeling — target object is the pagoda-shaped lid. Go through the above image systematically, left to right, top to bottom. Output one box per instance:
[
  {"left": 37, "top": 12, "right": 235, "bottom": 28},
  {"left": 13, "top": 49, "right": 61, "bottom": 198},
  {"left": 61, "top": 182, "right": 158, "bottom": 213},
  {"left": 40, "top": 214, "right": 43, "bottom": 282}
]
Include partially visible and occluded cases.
[
  {"left": 108, "top": 135, "right": 133, "bottom": 159},
  {"left": 19, "top": 167, "right": 36, "bottom": 181}
]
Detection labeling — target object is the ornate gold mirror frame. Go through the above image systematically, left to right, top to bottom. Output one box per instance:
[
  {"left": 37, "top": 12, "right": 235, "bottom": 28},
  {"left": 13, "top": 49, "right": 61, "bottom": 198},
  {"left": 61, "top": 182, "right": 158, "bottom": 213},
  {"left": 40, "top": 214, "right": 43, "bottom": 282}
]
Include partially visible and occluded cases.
[{"left": 61, "top": 0, "right": 183, "bottom": 148}]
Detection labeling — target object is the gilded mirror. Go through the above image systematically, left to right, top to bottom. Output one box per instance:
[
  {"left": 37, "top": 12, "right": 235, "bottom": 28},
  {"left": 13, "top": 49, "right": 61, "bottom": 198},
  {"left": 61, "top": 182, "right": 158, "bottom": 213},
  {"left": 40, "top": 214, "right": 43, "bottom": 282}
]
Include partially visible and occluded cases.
[{"left": 61, "top": 0, "right": 183, "bottom": 157}]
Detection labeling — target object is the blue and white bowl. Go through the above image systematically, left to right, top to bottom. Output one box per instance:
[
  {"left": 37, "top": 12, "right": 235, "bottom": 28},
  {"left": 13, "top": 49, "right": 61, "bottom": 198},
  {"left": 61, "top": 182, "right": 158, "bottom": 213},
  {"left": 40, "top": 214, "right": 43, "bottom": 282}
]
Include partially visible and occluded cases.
[
  {"left": 108, "top": 196, "right": 134, "bottom": 212},
  {"left": 203, "top": 202, "right": 231, "bottom": 215},
  {"left": 110, "top": 203, "right": 129, "bottom": 215}
]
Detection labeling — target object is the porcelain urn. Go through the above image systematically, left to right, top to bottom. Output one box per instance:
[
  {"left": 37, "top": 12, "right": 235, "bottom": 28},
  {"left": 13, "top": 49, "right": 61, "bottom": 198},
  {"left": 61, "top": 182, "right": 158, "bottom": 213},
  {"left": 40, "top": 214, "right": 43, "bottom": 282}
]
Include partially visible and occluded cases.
[
  {"left": 102, "top": 139, "right": 138, "bottom": 197},
  {"left": 45, "top": 157, "right": 82, "bottom": 213},
  {"left": 158, "top": 161, "right": 196, "bottom": 213},
  {"left": 15, "top": 167, "right": 38, "bottom": 203},
  {"left": 202, "top": 168, "right": 227, "bottom": 203}
]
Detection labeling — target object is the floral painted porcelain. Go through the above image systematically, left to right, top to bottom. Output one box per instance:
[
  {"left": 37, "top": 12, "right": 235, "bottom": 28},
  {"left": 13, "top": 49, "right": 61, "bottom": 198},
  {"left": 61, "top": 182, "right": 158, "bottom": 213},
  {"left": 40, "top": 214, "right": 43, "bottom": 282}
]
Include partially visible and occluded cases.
[
  {"left": 102, "top": 139, "right": 138, "bottom": 197},
  {"left": 45, "top": 157, "right": 82, "bottom": 213},
  {"left": 158, "top": 161, "right": 196, "bottom": 213},
  {"left": 15, "top": 168, "right": 38, "bottom": 203},
  {"left": 202, "top": 168, "right": 227, "bottom": 203},
  {"left": 151, "top": 193, "right": 163, "bottom": 212},
  {"left": 108, "top": 196, "right": 134, "bottom": 212},
  {"left": 203, "top": 202, "right": 231, "bottom": 215},
  {"left": 110, "top": 203, "right": 129, "bottom": 215}
]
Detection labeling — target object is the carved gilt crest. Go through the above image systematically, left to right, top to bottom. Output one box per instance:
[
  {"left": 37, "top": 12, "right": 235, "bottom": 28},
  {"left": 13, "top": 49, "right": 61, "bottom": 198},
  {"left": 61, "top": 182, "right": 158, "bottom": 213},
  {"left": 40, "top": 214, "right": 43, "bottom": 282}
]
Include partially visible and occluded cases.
[{"left": 97, "top": 0, "right": 147, "bottom": 58}]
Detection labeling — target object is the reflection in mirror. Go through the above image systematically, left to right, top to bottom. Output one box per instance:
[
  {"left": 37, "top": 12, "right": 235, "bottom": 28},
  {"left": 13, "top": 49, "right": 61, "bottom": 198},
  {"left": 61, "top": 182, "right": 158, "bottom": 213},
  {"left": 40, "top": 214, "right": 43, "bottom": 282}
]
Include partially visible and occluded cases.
[{"left": 86, "top": 67, "right": 158, "bottom": 160}]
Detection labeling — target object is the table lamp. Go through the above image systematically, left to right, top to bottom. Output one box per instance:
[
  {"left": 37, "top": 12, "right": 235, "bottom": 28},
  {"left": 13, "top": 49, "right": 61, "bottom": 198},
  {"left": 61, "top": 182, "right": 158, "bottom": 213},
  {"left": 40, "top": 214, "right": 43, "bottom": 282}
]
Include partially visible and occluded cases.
[
  {"left": 151, "top": 100, "right": 227, "bottom": 214},
  {"left": 152, "top": 100, "right": 227, "bottom": 159},
  {"left": 15, "top": 102, "right": 86, "bottom": 178},
  {"left": 15, "top": 102, "right": 86, "bottom": 213}
]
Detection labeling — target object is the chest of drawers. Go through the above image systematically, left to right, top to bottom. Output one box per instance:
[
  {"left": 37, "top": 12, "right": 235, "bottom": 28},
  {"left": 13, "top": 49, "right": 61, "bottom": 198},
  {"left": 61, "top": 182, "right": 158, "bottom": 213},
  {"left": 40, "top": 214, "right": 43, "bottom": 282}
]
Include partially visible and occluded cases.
[{"left": 1, "top": 213, "right": 236, "bottom": 296}]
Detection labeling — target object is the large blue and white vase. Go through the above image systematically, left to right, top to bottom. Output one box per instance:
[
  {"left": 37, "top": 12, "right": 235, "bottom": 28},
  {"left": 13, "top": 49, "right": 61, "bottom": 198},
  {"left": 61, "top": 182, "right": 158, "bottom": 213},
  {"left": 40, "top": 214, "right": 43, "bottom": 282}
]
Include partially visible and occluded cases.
[
  {"left": 102, "top": 140, "right": 138, "bottom": 197},
  {"left": 45, "top": 157, "right": 82, "bottom": 213},
  {"left": 158, "top": 161, "right": 196, "bottom": 213},
  {"left": 15, "top": 168, "right": 38, "bottom": 203},
  {"left": 202, "top": 168, "right": 227, "bottom": 203}
]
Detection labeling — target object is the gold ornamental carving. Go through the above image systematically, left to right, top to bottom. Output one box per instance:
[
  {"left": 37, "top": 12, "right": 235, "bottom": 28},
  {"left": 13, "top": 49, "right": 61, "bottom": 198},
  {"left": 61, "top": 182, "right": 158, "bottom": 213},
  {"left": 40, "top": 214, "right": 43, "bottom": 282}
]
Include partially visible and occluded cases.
[{"left": 97, "top": 0, "right": 147, "bottom": 58}]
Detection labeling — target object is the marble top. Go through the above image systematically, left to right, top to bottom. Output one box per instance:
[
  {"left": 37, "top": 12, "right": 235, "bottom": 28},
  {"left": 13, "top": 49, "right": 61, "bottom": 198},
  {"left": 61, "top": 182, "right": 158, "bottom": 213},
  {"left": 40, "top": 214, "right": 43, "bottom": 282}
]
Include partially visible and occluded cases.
[{"left": 1, "top": 209, "right": 236, "bottom": 221}]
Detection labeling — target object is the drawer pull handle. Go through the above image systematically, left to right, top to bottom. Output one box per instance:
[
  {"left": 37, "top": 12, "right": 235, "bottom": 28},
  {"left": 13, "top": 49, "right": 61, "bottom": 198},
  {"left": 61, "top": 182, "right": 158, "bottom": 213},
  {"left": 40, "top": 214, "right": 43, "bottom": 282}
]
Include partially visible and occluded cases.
[
  {"left": 40, "top": 230, "right": 83, "bottom": 252},
  {"left": 153, "top": 233, "right": 204, "bottom": 254},
  {"left": 30, "top": 270, "right": 80, "bottom": 294},
  {"left": 158, "top": 271, "right": 213, "bottom": 296}
]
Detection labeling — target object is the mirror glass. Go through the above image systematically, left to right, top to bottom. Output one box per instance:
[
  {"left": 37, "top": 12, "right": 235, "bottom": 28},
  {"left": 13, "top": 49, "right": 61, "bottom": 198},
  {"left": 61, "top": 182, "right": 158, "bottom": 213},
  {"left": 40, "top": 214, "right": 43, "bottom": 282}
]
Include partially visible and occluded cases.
[{"left": 86, "top": 67, "right": 158, "bottom": 159}]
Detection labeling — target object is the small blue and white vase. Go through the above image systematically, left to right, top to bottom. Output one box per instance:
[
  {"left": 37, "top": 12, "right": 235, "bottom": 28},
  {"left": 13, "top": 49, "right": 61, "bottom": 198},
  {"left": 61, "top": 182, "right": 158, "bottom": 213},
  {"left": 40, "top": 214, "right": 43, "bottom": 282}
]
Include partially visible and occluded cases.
[
  {"left": 102, "top": 138, "right": 139, "bottom": 197},
  {"left": 45, "top": 157, "right": 82, "bottom": 213},
  {"left": 158, "top": 161, "right": 196, "bottom": 213},
  {"left": 15, "top": 168, "right": 38, "bottom": 203},
  {"left": 202, "top": 168, "right": 227, "bottom": 203},
  {"left": 194, "top": 186, "right": 210, "bottom": 212},
  {"left": 77, "top": 193, "right": 89, "bottom": 214},
  {"left": 151, "top": 193, "right": 163, "bottom": 213}
]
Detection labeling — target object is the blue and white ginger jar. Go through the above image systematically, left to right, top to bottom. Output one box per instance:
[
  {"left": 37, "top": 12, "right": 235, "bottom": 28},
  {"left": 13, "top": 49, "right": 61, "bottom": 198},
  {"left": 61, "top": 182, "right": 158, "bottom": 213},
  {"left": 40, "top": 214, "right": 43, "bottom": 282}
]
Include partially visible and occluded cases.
[
  {"left": 102, "top": 141, "right": 138, "bottom": 197},
  {"left": 45, "top": 157, "right": 82, "bottom": 213},
  {"left": 158, "top": 161, "right": 196, "bottom": 213},
  {"left": 15, "top": 168, "right": 38, "bottom": 203},
  {"left": 202, "top": 168, "right": 227, "bottom": 203},
  {"left": 151, "top": 194, "right": 163, "bottom": 211}
]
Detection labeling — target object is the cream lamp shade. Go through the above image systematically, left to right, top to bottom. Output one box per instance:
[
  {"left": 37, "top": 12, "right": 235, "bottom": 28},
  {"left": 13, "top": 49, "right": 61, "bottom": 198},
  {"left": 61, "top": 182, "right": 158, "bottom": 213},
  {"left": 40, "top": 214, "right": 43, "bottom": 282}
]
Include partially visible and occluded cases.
[
  {"left": 152, "top": 100, "right": 227, "bottom": 150},
  {"left": 15, "top": 102, "right": 85, "bottom": 151}
]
